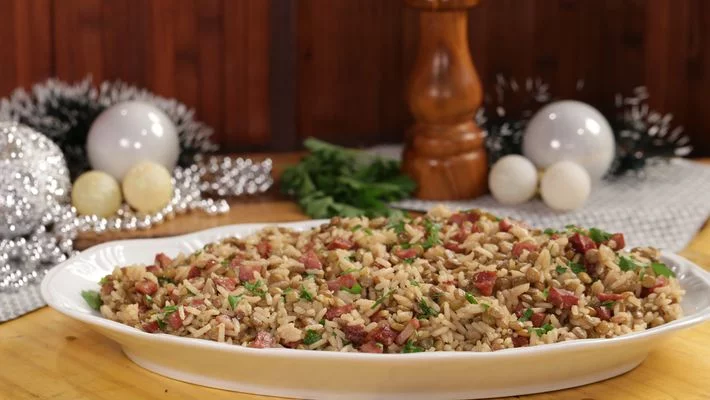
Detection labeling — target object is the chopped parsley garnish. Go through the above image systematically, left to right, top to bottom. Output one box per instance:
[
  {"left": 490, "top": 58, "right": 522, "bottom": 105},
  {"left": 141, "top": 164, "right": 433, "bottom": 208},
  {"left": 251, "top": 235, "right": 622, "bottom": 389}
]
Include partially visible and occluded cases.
[
  {"left": 388, "top": 219, "right": 406, "bottom": 235},
  {"left": 422, "top": 219, "right": 442, "bottom": 249},
  {"left": 351, "top": 224, "right": 362, "bottom": 232},
  {"left": 565, "top": 224, "right": 576, "bottom": 229},
  {"left": 364, "top": 228, "right": 373, "bottom": 236},
  {"left": 543, "top": 228, "right": 559, "bottom": 235},
  {"left": 588, "top": 228, "right": 612, "bottom": 244},
  {"left": 399, "top": 242, "right": 412, "bottom": 249},
  {"left": 192, "top": 250, "right": 203, "bottom": 258},
  {"left": 348, "top": 255, "right": 357, "bottom": 262},
  {"left": 619, "top": 256, "right": 640, "bottom": 272},
  {"left": 404, "top": 257, "right": 416, "bottom": 264},
  {"left": 220, "top": 259, "right": 230, "bottom": 267},
  {"left": 568, "top": 261, "right": 585, "bottom": 274},
  {"left": 651, "top": 262, "right": 676, "bottom": 278},
  {"left": 555, "top": 265, "right": 568, "bottom": 275},
  {"left": 342, "top": 267, "right": 360, "bottom": 274},
  {"left": 305, "top": 273, "right": 316, "bottom": 280},
  {"left": 99, "top": 276, "right": 109, "bottom": 285},
  {"left": 158, "top": 277, "right": 175, "bottom": 285},
  {"left": 244, "top": 280, "right": 266, "bottom": 297},
  {"left": 409, "top": 280, "right": 420, "bottom": 287},
  {"left": 341, "top": 282, "right": 362, "bottom": 295},
  {"left": 299, "top": 286, "right": 314, "bottom": 301},
  {"left": 283, "top": 287, "right": 293, "bottom": 294},
  {"left": 371, "top": 288, "right": 396, "bottom": 309},
  {"left": 542, "top": 288, "right": 549, "bottom": 299},
  {"left": 81, "top": 290, "right": 102, "bottom": 310},
  {"left": 465, "top": 292, "right": 478, "bottom": 304},
  {"left": 145, "top": 294, "right": 153, "bottom": 304},
  {"left": 228, "top": 294, "right": 243, "bottom": 309},
  {"left": 418, "top": 298, "right": 438, "bottom": 319},
  {"left": 601, "top": 300, "right": 615, "bottom": 308},
  {"left": 481, "top": 303, "right": 490, "bottom": 311},
  {"left": 162, "top": 305, "right": 178, "bottom": 315},
  {"left": 518, "top": 308, "right": 534, "bottom": 322},
  {"left": 156, "top": 319, "right": 167, "bottom": 330},
  {"left": 319, "top": 319, "right": 326, "bottom": 325},
  {"left": 530, "top": 323, "right": 554, "bottom": 337},
  {"left": 303, "top": 329, "right": 322, "bottom": 345},
  {"left": 402, "top": 340, "right": 424, "bottom": 353}
]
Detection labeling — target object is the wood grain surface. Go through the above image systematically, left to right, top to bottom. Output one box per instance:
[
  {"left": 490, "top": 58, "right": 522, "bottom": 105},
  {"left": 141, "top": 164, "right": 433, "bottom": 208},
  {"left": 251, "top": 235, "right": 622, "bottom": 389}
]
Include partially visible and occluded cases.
[
  {"left": 2, "top": 0, "right": 710, "bottom": 154},
  {"left": 2, "top": 154, "right": 710, "bottom": 400}
]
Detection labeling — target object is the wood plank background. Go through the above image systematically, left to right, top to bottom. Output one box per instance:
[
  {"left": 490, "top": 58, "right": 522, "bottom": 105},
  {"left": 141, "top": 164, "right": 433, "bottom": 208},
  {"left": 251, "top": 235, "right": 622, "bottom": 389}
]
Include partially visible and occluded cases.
[{"left": 1, "top": 0, "right": 709, "bottom": 154}]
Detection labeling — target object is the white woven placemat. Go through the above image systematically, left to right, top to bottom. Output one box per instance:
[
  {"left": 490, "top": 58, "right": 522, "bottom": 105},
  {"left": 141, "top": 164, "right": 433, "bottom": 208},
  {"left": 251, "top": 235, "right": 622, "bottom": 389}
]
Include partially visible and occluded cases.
[
  {"left": 3, "top": 153, "right": 709, "bottom": 323},
  {"left": 393, "top": 158, "right": 710, "bottom": 252}
]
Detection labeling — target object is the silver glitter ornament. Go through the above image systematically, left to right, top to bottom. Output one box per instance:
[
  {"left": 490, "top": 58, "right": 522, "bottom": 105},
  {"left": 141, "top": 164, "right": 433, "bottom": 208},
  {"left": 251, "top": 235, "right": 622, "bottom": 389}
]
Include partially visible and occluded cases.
[{"left": 0, "top": 122, "right": 71, "bottom": 238}]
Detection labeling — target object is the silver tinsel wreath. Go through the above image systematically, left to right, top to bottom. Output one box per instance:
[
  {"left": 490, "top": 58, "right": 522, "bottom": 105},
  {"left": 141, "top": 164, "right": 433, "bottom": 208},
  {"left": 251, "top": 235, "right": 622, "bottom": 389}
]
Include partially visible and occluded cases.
[{"left": 0, "top": 77, "right": 218, "bottom": 178}]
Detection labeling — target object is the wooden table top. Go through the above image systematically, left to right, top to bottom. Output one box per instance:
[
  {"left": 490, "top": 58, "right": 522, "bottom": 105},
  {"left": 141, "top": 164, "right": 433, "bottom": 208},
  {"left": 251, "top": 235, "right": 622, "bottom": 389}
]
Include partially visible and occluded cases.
[{"left": 2, "top": 154, "right": 710, "bottom": 400}]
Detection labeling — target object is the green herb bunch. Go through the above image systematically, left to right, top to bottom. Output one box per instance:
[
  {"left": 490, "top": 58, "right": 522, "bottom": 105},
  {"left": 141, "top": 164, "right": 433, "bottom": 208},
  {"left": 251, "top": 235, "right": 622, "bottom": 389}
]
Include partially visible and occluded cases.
[{"left": 281, "top": 138, "right": 416, "bottom": 218}]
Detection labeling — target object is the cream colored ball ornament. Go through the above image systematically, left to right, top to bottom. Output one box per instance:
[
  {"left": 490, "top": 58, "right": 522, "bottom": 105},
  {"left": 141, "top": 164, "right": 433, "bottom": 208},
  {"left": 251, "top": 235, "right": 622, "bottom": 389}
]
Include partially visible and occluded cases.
[
  {"left": 522, "top": 100, "right": 615, "bottom": 181},
  {"left": 86, "top": 101, "right": 180, "bottom": 180},
  {"left": 488, "top": 155, "right": 539, "bottom": 205},
  {"left": 122, "top": 161, "right": 174, "bottom": 213},
  {"left": 540, "top": 161, "right": 591, "bottom": 211},
  {"left": 71, "top": 171, "right": 123, "bottom": 217}
]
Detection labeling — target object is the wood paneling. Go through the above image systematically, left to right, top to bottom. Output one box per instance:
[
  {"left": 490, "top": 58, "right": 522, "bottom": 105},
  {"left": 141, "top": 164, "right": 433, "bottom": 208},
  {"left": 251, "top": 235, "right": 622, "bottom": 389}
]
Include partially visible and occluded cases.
[
  {"left": 0, "top": 0, "right": 53, "bottom": 96},
  {"left": 1, "top": 0, "right": 709, "bottom": 154},
  {"left": 50, "top": 0, "right": 270, "bottom": 149}
]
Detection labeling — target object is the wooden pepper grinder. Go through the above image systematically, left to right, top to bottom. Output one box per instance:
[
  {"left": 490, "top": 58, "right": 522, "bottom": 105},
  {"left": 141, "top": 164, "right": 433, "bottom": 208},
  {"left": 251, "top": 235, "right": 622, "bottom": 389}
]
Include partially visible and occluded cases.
[{"left": 403, "top": 0, "right": 487, "bottom": 200}]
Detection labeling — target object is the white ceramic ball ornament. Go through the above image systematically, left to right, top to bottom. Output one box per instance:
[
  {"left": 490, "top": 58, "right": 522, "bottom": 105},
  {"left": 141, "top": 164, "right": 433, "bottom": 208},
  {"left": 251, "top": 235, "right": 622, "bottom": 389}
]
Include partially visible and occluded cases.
[
  {"left": 522, "top": 100, "right": 615, "bottom": 181},
  {"left": 86, "top": 101, "right": 180, "bottom": 180},
  {"left": 488, "top": 155, "right": 538, "bottom": 205},
  {"left": 122, "top": 161, "right": 174, "bottom": 213},
  {"left": 540, "top": 161, "right": 591, "bottom": 211},
  {"left": 71, "top": 171, "right": 123, "bottom": 217}
]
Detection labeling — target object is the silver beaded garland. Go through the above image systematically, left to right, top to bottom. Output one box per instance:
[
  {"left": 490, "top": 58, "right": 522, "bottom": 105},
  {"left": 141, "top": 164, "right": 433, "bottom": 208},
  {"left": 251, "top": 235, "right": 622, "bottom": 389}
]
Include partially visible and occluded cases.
[{"left": 1, "top": 115, "right": 273, "bottom": 292}]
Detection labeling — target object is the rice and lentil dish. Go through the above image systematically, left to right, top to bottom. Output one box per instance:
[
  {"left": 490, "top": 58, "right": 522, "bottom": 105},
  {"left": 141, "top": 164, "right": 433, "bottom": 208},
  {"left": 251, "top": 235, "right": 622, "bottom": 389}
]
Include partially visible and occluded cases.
[{"left": 90, "top": 207, "right": 683, "bottom": 353}]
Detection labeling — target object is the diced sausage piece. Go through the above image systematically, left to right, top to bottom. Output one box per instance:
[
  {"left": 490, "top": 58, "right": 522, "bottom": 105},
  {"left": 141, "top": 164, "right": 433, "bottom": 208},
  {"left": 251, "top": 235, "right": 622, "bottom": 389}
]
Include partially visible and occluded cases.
[
  {"left": 448, "top": 211, "right": 480, "bottom": 226},
  {"left": 499, "top": 219, "right": 513, "bottom": 232},
  {"left": 569, "top": 233, "right": 597, "bottom": 253},
  {"left": 607, "top": 233, "right": 626, "bottom": 250},
  {"left": 328, "top": 238, "right": 355, "bottom": 250},
  {"left": 257, "top": 240, "right": 271, "bottom": 258},
  {"left": 444, "top": 242, "right": 464, "bottom": 253},
  {"left": 512, "top": 242, "right": 538, "bottom": 257},
  {"left": 393, "top": 248, "right": 418, "bottom": 259},
  {"left": 299, "top": 250, "right": 323, "bottom": 270},
  {"left": 155, "top": 253, "right": 172, "bottom": 269},
  {"left": 239, "top": 264, "right": 263, "bottom": 282},
  {"left": 146, "top": 265, "right": 162, "bottom": 275},
  {"left": 187, "top": 266, "right": 201, "bottom": 279},
  {"left": 473, "top": 271, "right": 497, "bottom": 296},
  {"left": 327, "top": 274, "right": 357, "bottom": 292},
  {"left": 641, "top": 276, "right": 668, "bottom": 297},
  {"left": 214, "top": 277, "right": 238, "bottom": 291},
  {"left": 100, "top": 279, "right": 114, "bottom": 295},
  {"left": 135, "top": 279, "right": 158, "bottom": 295},
  {"left": 548, "top": 287, "right": 579, "bottom": 309},
  {"left": 597, "top": 293, "right": 624, "bottom": 302},
  {"left": 190, "top": 298, "right": 205, "bottom": 306},
  {"left": 325, "top": 304, "right": 355, "bottom": 320},
  {"left": 595, "top": 306, "right": 612, "bottom": 321},
  {"left": 167, "top": 311, "right": 183, "bottom": 330},
  {"left": 530, "top": 312, "right": 546, "bottom": 328},
  {"left": 395, "top": 319, "right": 420, "bottom": 345},
  {"left": 142, "top": 321, "right": 160, "bottom": 333},
  {"left": 369, "top": 324, "right": 398, "bottom": 346},
  {"left": 343, "top": 325, "right": 367, "bottom": 346},
  {"left": 250, "top": 331, "right": 275, "bottom": 348},
  {"left": 512, "top": 336, "right": 529, "bottom": 348},
  {"left": 359, "top": 341, "right": 384, "bottom": 353}
]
